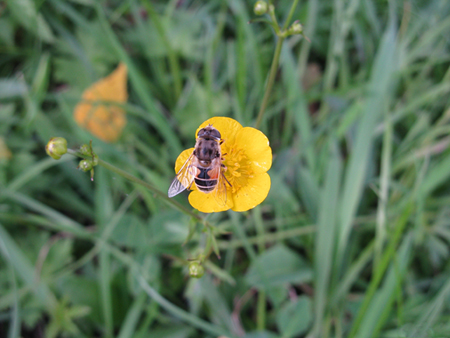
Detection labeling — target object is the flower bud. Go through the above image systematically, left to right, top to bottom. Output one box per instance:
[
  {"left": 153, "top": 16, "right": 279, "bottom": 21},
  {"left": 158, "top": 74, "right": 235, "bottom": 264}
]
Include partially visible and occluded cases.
[
  {"left": 254, "top": 1, "right": 268, "bottom": 15},
  {"left": 288, "top": 21, "right": 303, "bottom": 35},
  {"left": 46, "top": 137, "right": 67, "bottom": 160},
  {"left": 79, "top": 144, "right": 99, "bottom": 166},
  {"left": 79, "top": 144, "right": 91, "bottom": 157},
  {"left": 78, "top": 159, "right": 93, "bottom": 172},
  {"left": 188, "top": 261, "right": 205, "bottom": 278}
]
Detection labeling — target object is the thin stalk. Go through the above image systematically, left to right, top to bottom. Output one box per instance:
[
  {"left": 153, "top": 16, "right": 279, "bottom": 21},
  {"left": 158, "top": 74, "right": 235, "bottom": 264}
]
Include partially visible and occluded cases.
[
  {"left": 141, "top": 0, "right": 182, "bottom": 99},
  {"left": 254, "top": 0, "right": 300, "bottom": 129},
  {"left": 282, "top": 0, "right": 301, "bottom": 31},
  {"left": 255, "top": 36, "right": 284, "bottom": 129},
  {"left": 374, "top": 106, "right": 393, "bottom": 270},
  {"left": 66, "top": 149, "right": 204, "bottom": 223},
  {"left": 254, "top": 207, "right": 266, "bottom": 330},
  {"left": 217, "top": 225, "right": 314, "bottom": 249},
  {"left": 257, "top": 290, "right": 266, "bottom": 331}
]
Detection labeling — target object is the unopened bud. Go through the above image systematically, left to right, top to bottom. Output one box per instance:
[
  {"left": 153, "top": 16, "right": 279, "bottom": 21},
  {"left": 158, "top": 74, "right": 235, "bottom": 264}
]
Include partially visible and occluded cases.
[
  {"left": 254, "top": 1, "right": 268, "bottom": 15},
  {"left": 288, "top": 21, "right": 303, "bottom": 35},
  {"left": 46, "top": 137, "right": 67, "bottom": 160},
  {"left": 79, "top": 144, "right": 98, "bottom": 166},
  {"left": 79, "top": 144, "right": 91, "bottom": 157},
  {"left": 78, "top": 159, "right": 94, "bottom": 172},
  {"left": 188, "top": 261, "right": 205, "bottom": 278}
]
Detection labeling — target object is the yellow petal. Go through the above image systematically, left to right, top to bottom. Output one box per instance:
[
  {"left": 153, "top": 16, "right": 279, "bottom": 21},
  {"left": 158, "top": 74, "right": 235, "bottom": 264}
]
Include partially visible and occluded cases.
[
  {"left": 83, "top": 62, "right": 128, "bottom": 102},
  {"left": 74, "top": 63, "right": 128, "bottom": 142},
  {"left": 195, "top": 116, "right": 242, "bottom": 144},
  {"left": 235, "top": 127, "right": 272, "bottom": 173},
  {"left": 175, "top": 148, "right": 195, "bottom": 173},
  {"left": 231, "top": 173, "right": 271, "bottom": 212},
  {"left": 188, "top": 189, "right": 233, "bottom": 213}
]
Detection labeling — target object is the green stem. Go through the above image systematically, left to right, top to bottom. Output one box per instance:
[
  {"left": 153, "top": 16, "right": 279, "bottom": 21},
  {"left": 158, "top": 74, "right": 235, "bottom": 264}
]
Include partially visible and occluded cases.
[
  {"left": 254, "top": 0, "right": 300, "bottom": 129},
  {"left": 282, "top": 0, "right": 301, "bottom": 31},
  {"left": 255, "top": 36, "right": 284, "bottom": 129},
  {"left": 66, "top": 149, "right": 203, "bottom": 223},
  {"left": 254, "top": 207, "right": 266, "bottom": 330},
  {"left": 217, "top": 225, "right": 314, "bottom": 249},
  {"left": 257, "top": 290, "right": 266, "bottom": 331}
]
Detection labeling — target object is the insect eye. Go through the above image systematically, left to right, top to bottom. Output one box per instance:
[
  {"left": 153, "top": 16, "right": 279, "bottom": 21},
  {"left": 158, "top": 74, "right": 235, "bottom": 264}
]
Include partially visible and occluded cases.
[
  {"left": 198, "top": 127, "right": 221, "bottom": 140},
  {"left": 197, "top": 128, "right": 207, "bottom": 138},
  {"left": 210, "top": 129, "right": 221, "bottom": 140}
]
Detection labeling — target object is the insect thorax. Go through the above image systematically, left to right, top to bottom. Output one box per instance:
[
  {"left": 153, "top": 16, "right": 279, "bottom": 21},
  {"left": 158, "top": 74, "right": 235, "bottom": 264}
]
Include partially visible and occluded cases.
[{"left": 194, "top": 139, "right": 220, "bottom": 164}]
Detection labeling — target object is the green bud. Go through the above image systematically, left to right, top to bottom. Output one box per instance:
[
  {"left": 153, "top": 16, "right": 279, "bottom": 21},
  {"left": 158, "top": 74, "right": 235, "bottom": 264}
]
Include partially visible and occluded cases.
[
  {"left": 254, "top": 1, "right": 268, "bottom": 15},
  {"left": 288, "top": 21, "right": 303, "bottom": 35},
  {"left": 46, "top": 137, "right": 67, "bottom": 160},
  {"left": 79, "top": 144, "right": 99, "bottom": 166},
  {"left": 79, "top": 144, "right": 90, "bottom": 157},
  {"left": 78, "top": 159, "right": 93, "bottom": 172},
  {"left": 188, "top": 261, "right": 205, "bottom": 278}
]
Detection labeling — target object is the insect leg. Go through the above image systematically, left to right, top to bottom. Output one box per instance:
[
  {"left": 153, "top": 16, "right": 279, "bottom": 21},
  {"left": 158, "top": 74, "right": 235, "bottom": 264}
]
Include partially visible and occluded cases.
[{"left": 221, "top": 171, "right": 232, "bottom": 187}]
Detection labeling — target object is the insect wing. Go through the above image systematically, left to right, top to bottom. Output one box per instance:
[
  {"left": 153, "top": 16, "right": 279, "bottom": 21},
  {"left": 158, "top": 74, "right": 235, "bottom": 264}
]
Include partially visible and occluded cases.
[
  {"left": 168, "top": 153, "right": 196, "bottom": 197},
  {"left": 212, "top": 167, "right": 228, "bottom": 207}
]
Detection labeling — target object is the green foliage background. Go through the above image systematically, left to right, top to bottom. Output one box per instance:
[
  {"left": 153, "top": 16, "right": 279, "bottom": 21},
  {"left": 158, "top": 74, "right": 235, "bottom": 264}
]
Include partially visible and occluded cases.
[{"left": 1, "top": 0, "right": 450, "bottom": 337}]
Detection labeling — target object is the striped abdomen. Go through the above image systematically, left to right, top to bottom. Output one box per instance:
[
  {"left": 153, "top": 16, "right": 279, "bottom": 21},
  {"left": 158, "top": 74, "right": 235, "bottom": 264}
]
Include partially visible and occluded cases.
[{"left": 195, "top": 167, "right": 217, "bottom": 193}]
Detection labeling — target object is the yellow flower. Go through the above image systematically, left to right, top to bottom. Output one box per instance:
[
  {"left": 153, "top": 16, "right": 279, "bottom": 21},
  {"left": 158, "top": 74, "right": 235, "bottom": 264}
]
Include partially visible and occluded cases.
[
  {"left": 74, "top": 63, "right": 128, "bottom": 143},
  {"left": 174, "top": 117, "right": 272, "bottom": 213}
]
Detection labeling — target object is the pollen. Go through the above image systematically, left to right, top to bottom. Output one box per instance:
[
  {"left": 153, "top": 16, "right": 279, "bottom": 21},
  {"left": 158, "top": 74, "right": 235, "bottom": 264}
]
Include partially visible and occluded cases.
[{"left": 222, "top": 146, "right": 253, "bottom": 192}]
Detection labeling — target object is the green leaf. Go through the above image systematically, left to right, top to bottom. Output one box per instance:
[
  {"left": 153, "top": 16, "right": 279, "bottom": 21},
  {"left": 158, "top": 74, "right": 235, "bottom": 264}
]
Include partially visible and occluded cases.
[
  {"left": 7, "top": 0, "right": 54, "bottom": 42},
  {"left": 337, "top": 20, "right": 398, "bottom": 263},
  {"left": 314, "top": 142, "right": 342, "bottom": 335},
  {"left": 111, "top": 215, "right": 148, "bottom": 249},
  {"left": 355, "top": 235, "right": 412, "bottom": 338},
  {"left": 245, "top": 245, "right": 312, "bottom": 289},
  {"left": 276, "top": 296, "right": 312, "bottom": 337}
]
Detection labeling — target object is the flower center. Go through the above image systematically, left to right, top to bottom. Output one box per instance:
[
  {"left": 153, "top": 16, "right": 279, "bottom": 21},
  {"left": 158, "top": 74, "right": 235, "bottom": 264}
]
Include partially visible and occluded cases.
[{"left": 222, "top": 144, "right": 254, "bottom": 193}]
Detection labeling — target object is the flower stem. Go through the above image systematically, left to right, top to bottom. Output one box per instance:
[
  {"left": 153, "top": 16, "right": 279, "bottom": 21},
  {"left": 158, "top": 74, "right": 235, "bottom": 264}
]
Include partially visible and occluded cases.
[
  {"left": 254, "top": 0, "right": 301, "bottom": 129},
  {"left": 282, "top": 0, "right": 301, "bottom": 31},
  {"left": 255, "top": 36, "right": 284, "bottom": 129},
  {"left": 66, "top": 149, "right": 203, "bottom": 222},
  {"left": 254, "top": 207, "right": 267, "bottom": 330},
  {"left": 257, "top": 290, "right": 266, "bottom": 331}
]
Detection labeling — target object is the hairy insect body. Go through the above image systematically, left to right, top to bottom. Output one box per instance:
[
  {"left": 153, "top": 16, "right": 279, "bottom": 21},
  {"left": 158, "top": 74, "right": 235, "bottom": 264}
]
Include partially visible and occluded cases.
[
  {"left": 168, "top": 125, "right": 229, "bottom": 205},
  {"left": 193, "top": 138, "right": 221, "bottom": 192}
]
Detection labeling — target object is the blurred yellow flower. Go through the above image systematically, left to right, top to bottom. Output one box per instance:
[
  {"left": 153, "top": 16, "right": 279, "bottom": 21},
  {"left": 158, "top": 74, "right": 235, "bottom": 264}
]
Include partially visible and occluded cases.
[
  {"left": 74, "top": 63, "right": 128, "bottom": 142},
  {"left": 174, "top": 117, "right": 272, "bottom": 213}
]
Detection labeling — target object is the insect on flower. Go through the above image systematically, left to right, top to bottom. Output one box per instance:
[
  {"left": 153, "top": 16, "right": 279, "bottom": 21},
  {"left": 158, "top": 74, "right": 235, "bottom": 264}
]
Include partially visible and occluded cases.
[
  {"left": 168, "top": 117, "right": 272, "bottom": 213},
  {"left": 168, "top": 124, "right": 230, "bottom": 206}
]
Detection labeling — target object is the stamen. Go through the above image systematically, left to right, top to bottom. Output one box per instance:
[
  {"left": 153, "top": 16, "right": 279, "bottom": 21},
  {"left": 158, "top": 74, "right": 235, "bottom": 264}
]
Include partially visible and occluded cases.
[{"left": 222, "top": 143, "right": 253, "bottom": 194}]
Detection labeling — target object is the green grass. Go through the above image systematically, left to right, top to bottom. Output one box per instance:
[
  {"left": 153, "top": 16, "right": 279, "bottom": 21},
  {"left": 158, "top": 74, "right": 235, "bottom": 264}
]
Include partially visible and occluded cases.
[{"left": 1, "top": 0, "right": 450, "bottom": 337}]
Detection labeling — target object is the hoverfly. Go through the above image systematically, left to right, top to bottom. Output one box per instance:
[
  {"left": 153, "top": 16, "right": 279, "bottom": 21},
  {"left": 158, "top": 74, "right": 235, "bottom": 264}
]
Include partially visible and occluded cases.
[{"left": 168, "top": 125, "right": 230, "bottom": 205}]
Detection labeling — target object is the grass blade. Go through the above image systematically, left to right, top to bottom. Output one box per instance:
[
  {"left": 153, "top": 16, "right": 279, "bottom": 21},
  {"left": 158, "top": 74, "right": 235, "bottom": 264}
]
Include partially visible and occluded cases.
[
  {"left": 337, "top": 20, "right": 398, "bottom": 264},
  {"left": 313, "top": 141, "right": 342, "bottom": 336}
]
